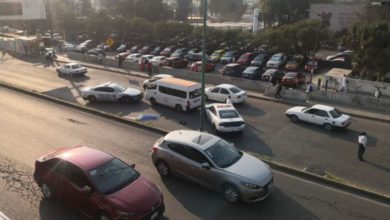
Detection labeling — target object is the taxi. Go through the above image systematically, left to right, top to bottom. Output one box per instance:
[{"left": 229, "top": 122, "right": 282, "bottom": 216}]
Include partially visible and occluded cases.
[{"left": 205, "top": 103, "right": 245, "bottom": 133}]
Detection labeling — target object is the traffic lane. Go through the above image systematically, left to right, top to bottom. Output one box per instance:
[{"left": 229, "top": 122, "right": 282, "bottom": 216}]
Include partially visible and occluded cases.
[
  {"left": 1, "top": 60, "right": 390, "bottom": 193},
  {"left": 1, "top": 88, "right": 389, "bottom": 220}
]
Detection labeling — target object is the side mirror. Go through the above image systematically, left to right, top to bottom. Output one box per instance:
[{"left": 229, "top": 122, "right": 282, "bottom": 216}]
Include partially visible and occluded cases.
[
  {"left": 201, "top": 163, "right": 211, "bottom": 169},
  {"left": 81, "top": 185, "right": 92, "bottom": 194}
]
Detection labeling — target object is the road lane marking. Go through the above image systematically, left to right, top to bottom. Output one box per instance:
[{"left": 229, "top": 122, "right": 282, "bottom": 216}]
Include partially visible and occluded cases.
[{"left": 0, "top": 212, "right": 10, "bottom": 220}]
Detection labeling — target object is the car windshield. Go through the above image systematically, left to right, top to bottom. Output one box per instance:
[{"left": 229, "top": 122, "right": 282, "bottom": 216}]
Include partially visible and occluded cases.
[
  {"left": 254, "top": 54, "right": 265, "bottom": 61},
  {"left": 271, "top": 55, "right": 281, "bottom": 61},
  {"left": 244, "top": 67, "right": 257, "bottom": 74},
  {"left": 110, "top": 84, "right": 126, "bottom": 92},
  {"left": 229, "top": 87, "right": 242, "bottom": 94},
  {"left": 189, "top": 89, "right": 201, "bottom": 99},
  {"left": 329, "top": 109, "right": 342, "bottom": 118},
  {"left": 219, "top": 110, "right": 239, "bottom": 119},
  {"left": 205, "top": 139, "right": 243, "bottom": 168},
  {"left": 89, "top": 158, "right": 140, "bottom": 195}
]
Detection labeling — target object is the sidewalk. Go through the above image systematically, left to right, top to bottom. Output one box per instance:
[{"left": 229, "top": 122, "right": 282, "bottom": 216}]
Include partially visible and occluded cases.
[{"left": 56, "top": 54, "right": 390, "bottom": 124}]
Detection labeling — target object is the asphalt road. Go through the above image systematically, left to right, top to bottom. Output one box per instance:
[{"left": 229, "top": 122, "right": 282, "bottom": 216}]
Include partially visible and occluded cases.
[
  {"left": 0, "top": 57, "right": 389, "bottom": 195},
  {"left": 0, "top": 87, "right": 389, "bottom": 220}
]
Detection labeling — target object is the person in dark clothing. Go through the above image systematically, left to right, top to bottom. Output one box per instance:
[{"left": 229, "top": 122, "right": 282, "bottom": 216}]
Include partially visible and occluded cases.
[
  {"left": 274, "top": 81, "right": 283, "bottom": 99},
  {"left": 358, "top": 132, "right": 367, "bottom": 161}
]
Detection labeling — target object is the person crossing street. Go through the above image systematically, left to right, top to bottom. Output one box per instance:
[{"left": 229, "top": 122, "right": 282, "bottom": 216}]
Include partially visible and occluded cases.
[{"left": 358, "top": 132, "right": 368, "bottom": 161}]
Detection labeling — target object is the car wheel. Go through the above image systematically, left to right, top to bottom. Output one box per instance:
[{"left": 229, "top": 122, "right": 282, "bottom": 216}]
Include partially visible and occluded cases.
[
  {"left": 88, "top": 96, "right": 97, "bottom": 103},
  {"left": 150, "top": 98, "right": 157, "bottom": 106},
  {"left": 175, "top": 104, "right": 183, "bottom": 112},
  {"left": 290, "top": 115, "right": 299, "bottom": 123},
  {"left": 212, "top": 123, "right": 219, "bottom": 134},
  {"left": 324, "top": 123, "right": 333, "bottom": 131},
  {"left": 156, "top": 161, "right": 170, "bottom": 177},
  {"left": 40, "top": 183, "right": 52, "bottom": 199},
  {"left": 223, "top": 184, "right": 241, "bottom": 204},
  {"left": 98, "top": 212, "right": 111, "bottom": 220}
]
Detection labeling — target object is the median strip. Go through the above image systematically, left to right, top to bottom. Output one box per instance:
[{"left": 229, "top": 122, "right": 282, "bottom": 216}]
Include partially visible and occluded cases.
[{"left": 1, "top": 80, "right": 389, "bottom": 205}]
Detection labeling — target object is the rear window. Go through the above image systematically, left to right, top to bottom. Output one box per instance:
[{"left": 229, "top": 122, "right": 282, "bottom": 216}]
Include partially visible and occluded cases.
[
  {"left": 229, "top": 87, "right": 242, "bottom": 94},
  {"left": 189, "top": 89, "right": 201, "bottom": 99},
  {"left": 219, "top": 110, "right": 239, "bottom": 119}
]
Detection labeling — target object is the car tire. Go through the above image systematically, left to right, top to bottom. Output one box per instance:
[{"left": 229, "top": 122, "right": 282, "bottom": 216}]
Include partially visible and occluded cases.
[
  {"left": 88, "top": 96, "right": 97, "bottom": 103},
  {"left": 122, "top": 96, "right": 132, "bottom": 103},
  {"left": 150, "top": 98, "right": 157, "bottom": 106},
  {"left": 175, "top": 104, "right": 183, "bottom": 113},
  {"left": 290, "top": 115, "right": 299, "bottom": 123},
  {"left": 324, "top": 123, "right": 333, "bottom": 131},
  {"left": 156, "top": 161, "right": 170, "bottom": 177},
  {"left": 40, "top": 183, "right": 53, "bottom": 199},
  {"left": 223, "top": 184, "right": 241, "bottom": 204},
  {"left": 98, "top": 212, "right": 111, "bottom": 220}
]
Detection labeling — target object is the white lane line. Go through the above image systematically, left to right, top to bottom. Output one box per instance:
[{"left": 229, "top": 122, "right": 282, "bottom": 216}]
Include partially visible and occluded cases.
[
  {"left": 273, "top": 170, "right": 390, "bottom": 207},
  {"left": 0, "top": 212, "right": 10, "bottom": 220}
]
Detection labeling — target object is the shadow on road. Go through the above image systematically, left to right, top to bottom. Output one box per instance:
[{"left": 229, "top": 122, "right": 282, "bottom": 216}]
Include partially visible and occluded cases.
[
  {"left": 161, "top": 177, "right": 319, "bottom": 220},
  {"left": 39, "top": 198, "right": 86, "bottom": 220}
]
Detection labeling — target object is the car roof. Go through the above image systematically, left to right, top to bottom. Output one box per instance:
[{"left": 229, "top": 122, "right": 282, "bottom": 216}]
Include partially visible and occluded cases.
[
  {"left": 159, "top": 77, "right": 199, "bottom": 87},
  {"left": 217, "top": 84, "right": 236, "bottom": 89},
  {"left": 210, "top": 103, "right": 236, "bottom": 111},
  {"left": 312, "top": 104, "right": 335, "bottom": 111},
  {"left": 164, "top": 130, "right": 219, "bottom": 150},
  {"left": 56, "top": 146, "right": 113, "bottom": 170}
]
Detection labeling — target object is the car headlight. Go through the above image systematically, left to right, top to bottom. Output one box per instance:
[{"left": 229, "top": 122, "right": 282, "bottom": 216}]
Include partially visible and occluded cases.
[
  {"left": 241, "top": 182, "right": 261, "bottom": 190},
  {"left": 117, "top": 210, "right": 135, "bottom": 219}
]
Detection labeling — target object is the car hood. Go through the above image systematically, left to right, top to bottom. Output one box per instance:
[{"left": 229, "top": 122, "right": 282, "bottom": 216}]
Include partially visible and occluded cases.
[
  {"left": 124, "top": 88, "right": 142, "bottom": 96},
  {"left": 286, "top": 106, "right": 306, "bottom": 114},
  {"left": 337, "top": 114, "right": 351, "bottom": 122},
  {"left": 224, "top": 153, "right": 272, "bottom": 186},
  {"left": 105, "top": 176, "right": 161, "bottom": 213}
]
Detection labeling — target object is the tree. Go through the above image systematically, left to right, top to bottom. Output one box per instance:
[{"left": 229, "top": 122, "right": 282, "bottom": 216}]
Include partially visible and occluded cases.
[
  {"left": 106, "top": 0, "right": 136, "bottom": 18},
  {"left": 134, "top": 0, "right": 170, "bottom": 22},
  {"left": 176, "top": 0, "right": 192, "bottom": 21},
  {"left": 260, "top": 0, "right": 310, "bottom": 27},
  {"left": 344, "top": 21, "right": 390, "bottom": 81}
]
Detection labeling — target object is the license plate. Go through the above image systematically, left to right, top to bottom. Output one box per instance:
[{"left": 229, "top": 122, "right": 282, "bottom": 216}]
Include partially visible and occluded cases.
[{"left": 151, "top": 212, "right": 158, "bottom": 220}]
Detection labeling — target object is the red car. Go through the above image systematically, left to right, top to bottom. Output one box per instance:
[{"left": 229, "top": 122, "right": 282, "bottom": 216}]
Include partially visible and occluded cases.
[
  {"left": 160, "top": 45, "right": 176, "bottom": 57},
  {"left": 237, "top": 52, "right": 257, "bottom": 66},
  {"left": 164, "top": 57, "right": 188, "bottom": 68},
  {"left": 190, "top": 61, "right": 215, "bottom": 72},
  {"left": 281, "top": 72, "right": 306, "bottom": 87},
  {"left": 34, "top": 146, "right": 164, "bottom": 220}
]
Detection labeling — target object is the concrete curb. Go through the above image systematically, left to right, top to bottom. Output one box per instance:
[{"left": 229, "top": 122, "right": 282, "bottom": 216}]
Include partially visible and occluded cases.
[
  {"left": 56, "top": 58, "right": 390, "bottom": 124},
  {"left": 1, "top": 80, "right": 389, "bottom": 205}
]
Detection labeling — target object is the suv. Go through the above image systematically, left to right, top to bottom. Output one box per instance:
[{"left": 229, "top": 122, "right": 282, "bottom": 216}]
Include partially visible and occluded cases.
[
  {"left": 221, "top": 63, "right": 244, "bottom": 77},
  {"left": 151, "top": 130, "right": 273, "bottom": 203},
  {"left": 34, "top": 146, "right": 164, "bottom": 220}
]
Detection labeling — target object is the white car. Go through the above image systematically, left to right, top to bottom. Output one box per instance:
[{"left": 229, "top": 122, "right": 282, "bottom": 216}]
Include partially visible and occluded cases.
[
  {"left": 126, "top": 53, "right": 142, "bottom": 62},
  {"left": 141, "top": 54, "right": 154, "bottom": 61},
  {"left": 150, "top": 56, "right": 166, "bottom": 66},
  {"left": 56, "top": 63, "right": 87, "bottom": 76},
  {"left": 142, "top": 74, "right": 173, "bottom": 90},
  {"left": 82, "top": 82, "right": 143, "bottom": 103},
  {"left": 205, "top": 84, "right": 247, "bottom": 104},
  {"left": 205, "top": 103, "right": 245, "bottom": 133},
  {"left": 285, "top": 104, "right": 351, "bottom": 130}
]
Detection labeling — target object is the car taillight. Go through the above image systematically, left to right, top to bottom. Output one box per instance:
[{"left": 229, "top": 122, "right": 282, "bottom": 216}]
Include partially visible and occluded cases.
[{"left": 152, "top": 145, "right": 158, "bottom": 153}]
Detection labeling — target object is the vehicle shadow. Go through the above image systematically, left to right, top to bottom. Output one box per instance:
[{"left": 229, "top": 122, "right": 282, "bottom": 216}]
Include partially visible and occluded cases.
[
  {"left": 58, "top": 74, "right": 90, "bottom": 83},
  {"left": 86, "top": 100, "right": 150, "bottom": 117},
  {"left": 234, "top": 101, "right": 266, "bottom": 117},
  {"left": 365, "top": 160, "right": 390, "bottom": 174},
  {"left": 160, "top": 177, "right": 319, "bottom": 220},
  {"left": 39, "top": 198, "right": 87, "bottom": 220}
]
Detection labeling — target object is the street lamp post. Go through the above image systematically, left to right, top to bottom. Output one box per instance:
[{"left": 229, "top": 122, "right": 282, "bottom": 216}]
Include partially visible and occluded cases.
[{"left": 199, "top": 0, "right": 207, "bottom": 131}]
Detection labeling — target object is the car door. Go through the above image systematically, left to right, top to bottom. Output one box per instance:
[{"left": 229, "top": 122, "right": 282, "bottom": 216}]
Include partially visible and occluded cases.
[
  {"left": 63, "top": 65, "right": 70, "bottom": 74},
  {"left": 93, "top": 87, "right": 108, "bottom": 101},
  {"left": 208, "top": 87, "right": 220, "bottom": 101},
  {"left": 219, "top": 88, "right": 230, "bottom": 102},
  {"left": 301, "top": 108, "right": 318, "bottom": 123},
  {"left": 314, "top": 109, "right": 331, "bottom": 125},
  {"left": 166, "top": 143, "right": 195, "bottom": 180}
]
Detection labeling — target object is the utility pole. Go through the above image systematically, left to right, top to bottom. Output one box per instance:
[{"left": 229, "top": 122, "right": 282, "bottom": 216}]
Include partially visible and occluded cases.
[{"left": 199, "top": 0, "right": 207, "bottom": 131}]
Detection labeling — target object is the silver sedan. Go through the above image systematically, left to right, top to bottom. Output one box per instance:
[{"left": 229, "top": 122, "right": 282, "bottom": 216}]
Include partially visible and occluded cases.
[{"left": 151, "top": 130, "right": 273, "bottom": 203}]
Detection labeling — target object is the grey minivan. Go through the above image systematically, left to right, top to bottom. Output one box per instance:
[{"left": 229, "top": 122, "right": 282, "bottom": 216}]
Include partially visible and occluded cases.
[{"left": 151, "top": 130, "right": 273, "bottom": 203}]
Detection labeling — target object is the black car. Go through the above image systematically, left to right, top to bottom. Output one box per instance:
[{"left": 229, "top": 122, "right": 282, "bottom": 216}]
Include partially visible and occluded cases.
[
  {"left": 75, "top": 40, "right": 97, "bottom": 53},
  {"left": 221, "top": 50, "right": 240, "bottom": 64},
  {"left": 251, "top": 53, "right": 270, "bottom": 68},
  {"left": 221, "top": 63, "right": 244, "bottom": 77},
  {"left": 242, "top": 66, "right": 263, "bottom": 80},
  {"left": 262, "top": 69, "right": 284, "bottom": 85}
]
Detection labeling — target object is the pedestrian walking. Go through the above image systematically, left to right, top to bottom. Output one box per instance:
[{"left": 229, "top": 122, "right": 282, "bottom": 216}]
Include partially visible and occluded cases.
[
  {"left": 338, "top": 74, "right": 347, "bottom": 93},
  {"left": 274, "top": 81, "right": 283, "bottom": 99},
  {"left": 305, "top": 82, "right": 313, "bottom": 103},
  {"left": 374, "top": 87, "right": 382, "bottom": 99},
  {"left": 226, "top": 96, "right": 232, "bottom": 104},
  {"left": 358, "top": 132, "right": 368, "bottom": 161}
]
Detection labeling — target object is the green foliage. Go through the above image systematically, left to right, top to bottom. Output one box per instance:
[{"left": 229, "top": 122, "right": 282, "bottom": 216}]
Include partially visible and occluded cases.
[
  {"left": 176, "top": 0, "right": 192, "bottom": 21},
  {"left": 209, "top": 0, "right": 248, "bottom": 22},
  {"left": 260, "top": 0, "right": 310, "bottom": 26},
  {"left": 344, "top": 21, "right": 390, "bottom": 81}
]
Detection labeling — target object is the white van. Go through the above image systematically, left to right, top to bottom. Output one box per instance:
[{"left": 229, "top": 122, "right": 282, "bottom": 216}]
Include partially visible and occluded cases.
[{"left": 145, "top": 77, "right": 201, "bottom": 112}]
